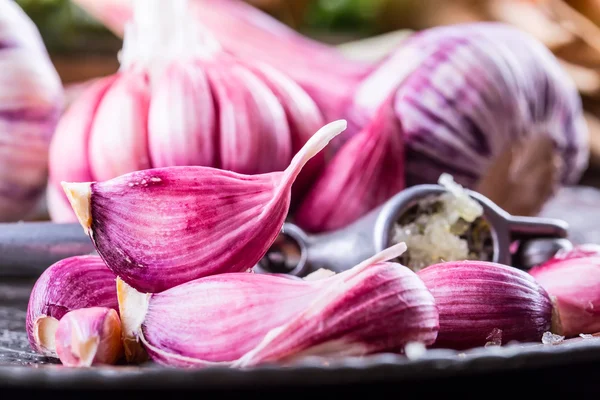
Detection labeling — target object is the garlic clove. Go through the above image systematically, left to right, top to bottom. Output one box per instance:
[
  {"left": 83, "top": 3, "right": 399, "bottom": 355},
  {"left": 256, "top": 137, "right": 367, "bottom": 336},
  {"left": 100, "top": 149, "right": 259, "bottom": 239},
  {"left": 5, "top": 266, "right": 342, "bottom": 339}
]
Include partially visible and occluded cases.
[
  {"left": 205, "top": 58, "right": 291, "bottom": 175},
  {"left": 148, "top": 61, "right": 217, "bottom": 168},
  {"left": 241, "top": 61, "right": 326, "bottom": 205},
  {"left": 88, "top": 71, "right": 151, "bottom": 181},
  {"left": 48, "top": 75, "right": 117, "bottom": 222},
  {"left": 295, "top": 99, "right": 404, "bottom": 233},
  {"left": 62, "top": 120, "right": 347, "bottom": 293},
  {"left": 117, "top": 242, "right": 439, "bottom": 367},
  {"left": 529, "top": 251, "right": 600, "bottom": 337},
  {"left": 26, "top": 256, "right": 119, "bottom": 357},
  {"left": 417, "top": 260, "right": 555, "bottom": 350},
  {"left": 55, "top": 307, "right": 123, "bottom": 367}
]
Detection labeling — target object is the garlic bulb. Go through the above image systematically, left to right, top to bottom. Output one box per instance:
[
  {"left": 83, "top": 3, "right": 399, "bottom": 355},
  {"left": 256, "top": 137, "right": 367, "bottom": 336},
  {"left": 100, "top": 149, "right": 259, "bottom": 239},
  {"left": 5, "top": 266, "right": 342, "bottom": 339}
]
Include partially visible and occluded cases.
[
  {"left": 0, "top": 0, "right": 63, "bottom": 221},
  {"left": 48, "top": 0, "right": 325, "bottom": 222},
  {"left": 71, "top": 0, "right": 370, "bottom": 122},
  {"left": 297, "top": 22, "right": 589, "bottom": 232}
]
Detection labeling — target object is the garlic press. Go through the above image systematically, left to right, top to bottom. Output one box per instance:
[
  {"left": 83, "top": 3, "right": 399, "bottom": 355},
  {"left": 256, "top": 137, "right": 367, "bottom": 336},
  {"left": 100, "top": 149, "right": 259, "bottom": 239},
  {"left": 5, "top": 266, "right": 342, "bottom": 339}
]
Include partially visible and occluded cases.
[{"left": 255, "top": 184, "right": 572, "bottom": 277}]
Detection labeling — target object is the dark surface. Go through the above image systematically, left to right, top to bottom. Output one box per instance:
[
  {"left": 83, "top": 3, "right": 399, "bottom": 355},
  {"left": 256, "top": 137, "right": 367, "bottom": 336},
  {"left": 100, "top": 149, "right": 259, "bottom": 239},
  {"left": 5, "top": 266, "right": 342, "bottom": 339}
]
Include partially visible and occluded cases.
[{"left": 2, "top": 185, "right": 600, "bottom": 395}]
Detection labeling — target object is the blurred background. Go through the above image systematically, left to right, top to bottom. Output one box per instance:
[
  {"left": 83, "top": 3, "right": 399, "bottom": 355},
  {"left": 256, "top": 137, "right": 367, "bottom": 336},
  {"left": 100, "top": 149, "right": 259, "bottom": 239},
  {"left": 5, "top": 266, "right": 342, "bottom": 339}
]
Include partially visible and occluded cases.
[{"left": 16, "top": 0, "right": 600, "bottom": 188}]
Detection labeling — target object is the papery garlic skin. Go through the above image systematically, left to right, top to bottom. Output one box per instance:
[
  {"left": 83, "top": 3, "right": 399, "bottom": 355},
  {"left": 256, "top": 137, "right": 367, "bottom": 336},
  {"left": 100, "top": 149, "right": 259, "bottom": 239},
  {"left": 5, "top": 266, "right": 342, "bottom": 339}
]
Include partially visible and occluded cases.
[
  {"left": 0, "top": 0, "right": 63, "bottom": 221},
  {"left": 48, "top": 0, "right": 325, "bottom": 223},
  {"left": 366, "top": 22, "right": 587, "bottom": 190},
  {"left": 63, "top": 120, "right": 347, "bottom": 293},
  {"left": 117, "top": 242, "right": 439, "bottom": 367},
  {"left": 530, "top": 251, "right": 600, "bottom": 337},
  {"left": 26, "top": 256, "right": 118, "bottom": 357},
  {"left": 418, "top": 261, "right": 554, "bottom": 350},
  {"left": 55, "top": 307, "right": 123, "bottom": 367}
]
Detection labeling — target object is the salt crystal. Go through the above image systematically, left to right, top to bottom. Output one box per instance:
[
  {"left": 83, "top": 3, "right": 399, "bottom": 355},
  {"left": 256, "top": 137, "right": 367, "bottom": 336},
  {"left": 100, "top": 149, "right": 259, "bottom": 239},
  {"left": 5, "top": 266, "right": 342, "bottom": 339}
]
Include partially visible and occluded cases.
[
  {"left": 484, "top": 328, "right": 503, "bottom": 347},
  {"left": 541, "top": 331, "right": 564, "bottom": 344},
  {"left": 579, "top": 333, "right": 594, "bottom": 339},
  {"left": 404, "top": 341, "right": 427, "bottom": 360}
]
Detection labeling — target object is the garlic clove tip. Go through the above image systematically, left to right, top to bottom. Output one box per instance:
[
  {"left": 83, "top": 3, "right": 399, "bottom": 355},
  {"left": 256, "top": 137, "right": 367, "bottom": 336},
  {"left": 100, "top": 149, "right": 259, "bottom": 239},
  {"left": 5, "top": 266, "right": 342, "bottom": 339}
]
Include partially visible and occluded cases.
[
  {"left": 116, "top": 277, "right": 150, "bottom": 363},
  {"left": 33, "top": 316, "right": 59, "bottom": 356}
]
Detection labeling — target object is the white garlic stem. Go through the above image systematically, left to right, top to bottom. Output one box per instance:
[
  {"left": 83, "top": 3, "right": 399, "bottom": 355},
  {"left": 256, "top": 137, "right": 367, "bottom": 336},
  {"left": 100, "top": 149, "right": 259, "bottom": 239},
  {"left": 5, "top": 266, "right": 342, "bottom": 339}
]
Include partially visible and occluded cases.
[{"left": 120, "top": 0, "right": 221, "bottom": 82}]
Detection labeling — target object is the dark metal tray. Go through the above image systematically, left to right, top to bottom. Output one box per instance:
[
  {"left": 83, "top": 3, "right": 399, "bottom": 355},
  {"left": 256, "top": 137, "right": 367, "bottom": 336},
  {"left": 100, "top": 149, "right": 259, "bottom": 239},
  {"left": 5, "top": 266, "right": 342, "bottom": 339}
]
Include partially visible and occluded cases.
[{"left": 3, "top": 185, "right": 600, "bottom": 396}]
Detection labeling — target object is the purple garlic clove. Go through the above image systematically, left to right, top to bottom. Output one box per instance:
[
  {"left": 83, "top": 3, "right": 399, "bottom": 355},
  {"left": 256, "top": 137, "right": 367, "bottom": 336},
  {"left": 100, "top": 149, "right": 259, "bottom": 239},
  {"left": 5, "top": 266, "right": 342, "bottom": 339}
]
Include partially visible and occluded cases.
[
  {"left": 62, "top": 120, "right": 347, "bottom": 293},
  {"left": 116, "top": 242, "right": 439, "bottom": 366},
  {"left": 26, "top": 256, "right": 118, "bottom": 357},
  {"left": 417, "top": 260, "right": 556, "bottom": 350},
  {"left": 55, "top": 307, "right": 123, "bottom": 367}
]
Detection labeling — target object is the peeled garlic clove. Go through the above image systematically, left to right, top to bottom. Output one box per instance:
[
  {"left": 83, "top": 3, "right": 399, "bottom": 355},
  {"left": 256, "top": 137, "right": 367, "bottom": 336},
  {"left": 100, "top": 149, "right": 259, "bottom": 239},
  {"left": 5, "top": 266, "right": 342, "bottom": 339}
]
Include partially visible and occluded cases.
[
  {"left": 148, "top": 61, "right": 216, "bottom": 168},
  {"left": 243, "top": 61, "right": 326, "bottom": 205},
  {"left": 88, "top": 71, "right": 151, "bottom": 181},
  {"left": 48, "top": 75, "right": 117, "bottom": 222},
  {"left": 295, "top": 100, "right": 404, "bottom": 233},
  {"left": 62, "top": 120, "right": 347, "bottom": 293},
  {"left": 117, "top": 242, "right": 439, "bottom": 367},
  {"left": 529, "top": 252, "right": 600, "bottom": 337},
  {"left": 26, "top": 256, "right": 118, "bottom": 357},
  {"left": 418, "top": 261, "right": 555, "bottom": 350},
  {"left": 55, "top": 307, "right": 123, "bottom": 367}
]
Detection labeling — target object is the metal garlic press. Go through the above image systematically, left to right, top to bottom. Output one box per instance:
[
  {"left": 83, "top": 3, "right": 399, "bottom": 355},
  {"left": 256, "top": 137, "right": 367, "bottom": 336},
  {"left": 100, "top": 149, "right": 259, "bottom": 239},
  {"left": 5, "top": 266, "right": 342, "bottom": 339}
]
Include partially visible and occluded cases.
[{"left": 255, "top": 184, "right": 572, "bottom": 277}]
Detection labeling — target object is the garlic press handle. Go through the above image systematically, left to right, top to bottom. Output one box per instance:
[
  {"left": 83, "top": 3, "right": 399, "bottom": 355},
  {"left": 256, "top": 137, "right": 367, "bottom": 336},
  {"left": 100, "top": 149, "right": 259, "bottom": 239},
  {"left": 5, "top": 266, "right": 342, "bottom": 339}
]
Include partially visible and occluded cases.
[{"left": 507, "top": 215, "right": 569, "bottom": 241}]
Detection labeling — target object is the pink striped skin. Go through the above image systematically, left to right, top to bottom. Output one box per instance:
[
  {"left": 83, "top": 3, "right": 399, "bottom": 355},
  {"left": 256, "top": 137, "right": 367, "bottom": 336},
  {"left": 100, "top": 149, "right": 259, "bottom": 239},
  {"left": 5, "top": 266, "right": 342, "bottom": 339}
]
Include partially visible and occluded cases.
[
  {"left": 0, "top": 0, "right": 63, "bottom": 221},
  {"left": 368, "top": 23, "right": 587, "bottom": 190},
  {"left": 241, "top": 61, "right": 326, "bottom": 207},
  {"left": 148, "top": 62, "right": 217, "bottom": 169},
  {"left": 48, "top": 75, "right": 118, "bottom": 223},
  {"left": 295, "top": 99, "right": 404, "bottom": 233},
  {"left": 89, "top": 168, "right": 288, "bottom": 293},
  {"left": 530, "top": 249, "right": 600, "bottom": 337},
  {"left": 26, "top": 256, "right": 118, "bottom": 357},
  {"left": 126, "top": 261, "right": 438, "bottom": 368},
  {"left": 418, "top": 261, "right": 554, "bottom": 350}
]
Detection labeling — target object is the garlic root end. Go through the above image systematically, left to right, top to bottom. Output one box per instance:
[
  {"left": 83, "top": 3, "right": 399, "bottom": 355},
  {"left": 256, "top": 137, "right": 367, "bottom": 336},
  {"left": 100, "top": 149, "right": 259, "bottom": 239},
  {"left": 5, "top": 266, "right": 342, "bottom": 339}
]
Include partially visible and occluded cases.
[
  {"left": 61, "top": 182, "right": 93, "bottom": 234},
  {"left": 116, "top": 277, "right": 150, "bottom": 363},
  {"left": 550, "top": 295, "right": 565, "bottom": 336},
  {"left": 33, "top": 316, "right": 59, "bottom": 356}
]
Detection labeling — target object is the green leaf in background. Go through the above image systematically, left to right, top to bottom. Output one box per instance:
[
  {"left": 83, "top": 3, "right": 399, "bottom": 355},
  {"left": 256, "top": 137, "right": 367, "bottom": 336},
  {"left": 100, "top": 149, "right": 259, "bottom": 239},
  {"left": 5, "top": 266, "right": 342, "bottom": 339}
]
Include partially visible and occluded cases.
[
  {"left": 14, "top": 0, "right": 120, "bottom": 54},
  {"left": 304, "top": 0, "right": 387, "bottom": 36}
]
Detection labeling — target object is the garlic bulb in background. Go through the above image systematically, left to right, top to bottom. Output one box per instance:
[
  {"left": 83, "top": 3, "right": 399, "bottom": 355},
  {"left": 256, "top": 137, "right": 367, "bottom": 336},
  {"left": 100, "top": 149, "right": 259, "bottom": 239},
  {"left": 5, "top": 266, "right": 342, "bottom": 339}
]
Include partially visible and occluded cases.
[
  {"left": 0, "top": 0, "right": 63, "bottom": 221},
  {"left": 48, "top": 0, "right": 325, "bottom": 223},
  {"left": 71, "top": 0, "right": 371, "bottom": 122},
  {"left": 296, "top": 22, "right": 590, "bottom": 232}
]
